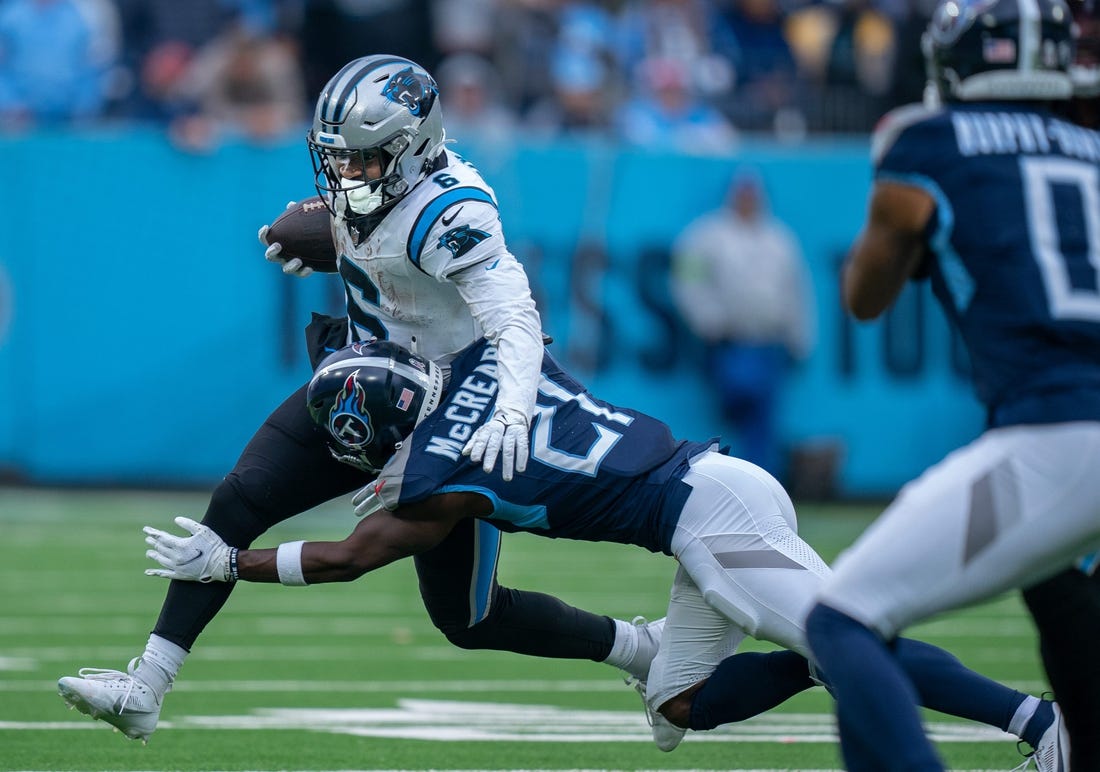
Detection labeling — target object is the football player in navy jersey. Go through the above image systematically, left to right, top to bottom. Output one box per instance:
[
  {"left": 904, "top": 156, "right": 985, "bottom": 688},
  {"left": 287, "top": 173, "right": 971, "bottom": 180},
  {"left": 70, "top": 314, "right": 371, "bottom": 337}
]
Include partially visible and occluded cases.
[
  {"left": 804, "top": 0, "right": 1100, "bottom": 769},
  {"left": 56, "top": 55, "right": 660, "bottom": 743},
  {"left": 144, "top": 337, "right": 1063, "bottom": 760}
]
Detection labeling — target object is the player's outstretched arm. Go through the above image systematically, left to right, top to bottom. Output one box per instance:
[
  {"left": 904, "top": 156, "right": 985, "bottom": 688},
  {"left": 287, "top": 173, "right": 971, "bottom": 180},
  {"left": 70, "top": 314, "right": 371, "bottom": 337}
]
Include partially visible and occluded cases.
[{"left": 144, "top": 493, "right": 482, "bottom": 585}]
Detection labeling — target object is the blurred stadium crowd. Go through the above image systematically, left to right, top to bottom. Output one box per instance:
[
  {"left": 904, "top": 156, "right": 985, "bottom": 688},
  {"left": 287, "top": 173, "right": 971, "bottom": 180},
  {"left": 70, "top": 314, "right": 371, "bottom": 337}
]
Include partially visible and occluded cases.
[{"left": 0, "top": 0, "right": 932, "bottom": 151}]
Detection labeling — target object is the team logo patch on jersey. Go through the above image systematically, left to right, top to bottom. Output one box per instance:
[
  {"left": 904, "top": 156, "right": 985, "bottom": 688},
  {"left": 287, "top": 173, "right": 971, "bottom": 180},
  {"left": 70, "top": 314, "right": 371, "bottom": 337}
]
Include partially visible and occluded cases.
[
  {"left": 382, "top": 67, "right": 437, "bottom": 118},
  {"left": 439, "top": 225, "right": 491, "bottom": 259},
  {"left": 329, "top": 371, "right": 375, "bottom": 450}
]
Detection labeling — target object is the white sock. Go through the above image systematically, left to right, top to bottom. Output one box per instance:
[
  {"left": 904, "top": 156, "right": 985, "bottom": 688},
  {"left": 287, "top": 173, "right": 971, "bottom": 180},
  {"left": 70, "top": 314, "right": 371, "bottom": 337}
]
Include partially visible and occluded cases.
[
  {"left": 603, "top": 618, "right": 639, "bottom": 671},
  {"left": 133, "top": 634, "right": 187, "bottom": 696},
  {"left": 1008, "top": 694, "right": 1041, "bottom": 738}
]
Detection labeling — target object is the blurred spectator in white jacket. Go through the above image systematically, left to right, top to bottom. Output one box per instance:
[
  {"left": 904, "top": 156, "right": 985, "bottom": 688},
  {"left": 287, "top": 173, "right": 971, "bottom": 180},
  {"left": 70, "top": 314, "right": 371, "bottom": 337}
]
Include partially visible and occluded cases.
[{"left": 670, "top": 167, "right": 815, "bottom": 476}]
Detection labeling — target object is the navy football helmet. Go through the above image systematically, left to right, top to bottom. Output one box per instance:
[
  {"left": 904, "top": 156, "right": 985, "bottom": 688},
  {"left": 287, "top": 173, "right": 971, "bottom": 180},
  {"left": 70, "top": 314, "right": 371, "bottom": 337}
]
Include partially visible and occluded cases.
[
  {"left": 923, "top": 0, "right": 1075, "bottom": 103},
  {"left": 1071, "top": 0, "right": 1100, "bottom": 99},
  {"left": 308, "top": 55, "right": 446, "bottom": 226},
  {"left": 306, "top": 340, "right": 443, "bottom": 473}
]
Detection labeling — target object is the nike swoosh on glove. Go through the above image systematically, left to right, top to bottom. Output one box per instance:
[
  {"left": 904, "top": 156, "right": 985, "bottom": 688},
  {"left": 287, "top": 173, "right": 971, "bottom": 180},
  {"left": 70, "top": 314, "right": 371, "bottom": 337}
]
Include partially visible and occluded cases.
[
  {"left": 462, "top": 409, "right": 529, "bottom": 481},
  {"left": 143, "top": 516, "right": 235, "bottom": 583}
]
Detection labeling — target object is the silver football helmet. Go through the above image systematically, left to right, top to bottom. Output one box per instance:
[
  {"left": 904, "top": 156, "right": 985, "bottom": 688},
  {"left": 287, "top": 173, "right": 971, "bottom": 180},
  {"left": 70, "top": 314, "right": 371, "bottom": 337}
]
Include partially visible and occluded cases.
[
  {"left": 923, "top": 0, "right": 1075, "bottom": 103},
  {"left": 308, "top": 55, "right": 446, "bottom": 223}
]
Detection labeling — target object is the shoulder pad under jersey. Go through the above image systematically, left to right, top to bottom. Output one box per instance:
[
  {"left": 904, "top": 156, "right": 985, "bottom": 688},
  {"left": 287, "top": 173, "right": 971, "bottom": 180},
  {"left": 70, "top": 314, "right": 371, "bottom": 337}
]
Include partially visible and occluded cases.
[{"left": 871, "top": 102, "right": 944, "bottom": 167}]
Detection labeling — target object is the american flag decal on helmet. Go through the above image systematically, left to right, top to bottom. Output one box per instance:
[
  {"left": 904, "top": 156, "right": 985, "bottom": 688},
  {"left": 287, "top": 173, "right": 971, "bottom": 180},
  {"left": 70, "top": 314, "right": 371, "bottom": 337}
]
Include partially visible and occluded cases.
[{"left": 396, "top": 388, "right": 415, "bottom": 411}]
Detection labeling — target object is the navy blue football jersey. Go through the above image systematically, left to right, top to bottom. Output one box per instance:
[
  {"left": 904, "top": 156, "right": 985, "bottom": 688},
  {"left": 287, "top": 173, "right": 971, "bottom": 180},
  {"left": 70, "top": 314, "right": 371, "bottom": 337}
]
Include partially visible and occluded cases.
[
  {"left": 874, "top": 103, "right": 1100, "bottom": 427},
  {"left": 373, "top": 340, "right": 716, "bottom": 555}
]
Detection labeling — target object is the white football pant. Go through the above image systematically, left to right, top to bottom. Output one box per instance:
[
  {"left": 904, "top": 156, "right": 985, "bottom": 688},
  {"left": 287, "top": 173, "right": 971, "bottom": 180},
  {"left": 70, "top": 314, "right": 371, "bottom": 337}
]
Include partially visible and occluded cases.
[
  {"left": 817, "top": 421, "right": 1100, "bottom": 640},
  {"left": 646, "top": 452, "right": 832, "bottom": 709}
]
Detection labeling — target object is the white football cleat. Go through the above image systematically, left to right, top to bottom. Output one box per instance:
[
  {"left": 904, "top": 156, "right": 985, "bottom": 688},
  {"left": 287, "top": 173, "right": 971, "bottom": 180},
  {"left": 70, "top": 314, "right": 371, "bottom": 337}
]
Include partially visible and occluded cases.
[
  {"left": 57, "top": 658, "right": 162, "bottom": 743},
  {"left": 625, "top": 675, "right": 687, "bottom": 752},
  {"left": 1029, "top": 702, "right": 1069, "bottom": 772}
]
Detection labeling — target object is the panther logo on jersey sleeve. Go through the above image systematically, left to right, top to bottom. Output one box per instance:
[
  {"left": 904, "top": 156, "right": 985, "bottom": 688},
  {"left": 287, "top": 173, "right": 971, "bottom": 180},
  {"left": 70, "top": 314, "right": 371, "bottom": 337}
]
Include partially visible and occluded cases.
[
  {"left": 382, "top": 67, "right": 437, "bottom": 118},
  {"left": 439, "top": 225, "right": 492, "bottom": 258},
  {"left": 328, "top": 372, "right": 375, "bottom": 450}
]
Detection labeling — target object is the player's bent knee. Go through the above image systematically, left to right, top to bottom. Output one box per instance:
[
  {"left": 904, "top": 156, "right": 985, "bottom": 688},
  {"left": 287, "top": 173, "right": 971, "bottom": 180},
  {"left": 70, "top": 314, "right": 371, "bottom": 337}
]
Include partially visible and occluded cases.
[
  {"left": 201, "top": 479, "right": 271, "bottom": 548},
  {"left": 439, "top": 624, "right": 488, "bottom": 650},
  {"left": 658, "top": 681, "right": 706, "bottom": 728}
]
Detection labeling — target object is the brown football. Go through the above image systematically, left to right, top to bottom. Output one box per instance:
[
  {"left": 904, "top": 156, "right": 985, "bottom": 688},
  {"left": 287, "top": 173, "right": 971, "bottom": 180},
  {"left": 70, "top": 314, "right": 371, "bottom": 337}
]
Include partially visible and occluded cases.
[{"left": 264, "top": 196, "right": 339, "bottom": 272}]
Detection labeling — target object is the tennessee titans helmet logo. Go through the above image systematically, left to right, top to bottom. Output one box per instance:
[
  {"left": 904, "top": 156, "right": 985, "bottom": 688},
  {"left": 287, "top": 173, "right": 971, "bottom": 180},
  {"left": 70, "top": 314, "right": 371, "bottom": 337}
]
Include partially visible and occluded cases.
[
  {"left": 382, "top": 67, "right": 437, "bottom": 118},
  {"left": 439, "top": 225, "right": 491, "bottom": 259},
  {"left": 328, "top": 370, "right": 375, "bottom": 450}
]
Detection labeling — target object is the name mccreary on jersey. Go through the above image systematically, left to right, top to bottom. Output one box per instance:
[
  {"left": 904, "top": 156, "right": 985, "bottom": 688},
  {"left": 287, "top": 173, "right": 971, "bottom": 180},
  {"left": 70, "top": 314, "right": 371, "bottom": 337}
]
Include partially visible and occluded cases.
[
  {"left": 952, "top": 110, "right": 1100, "bottom": 159},
  {"left": 424, "top": 344, "right": 501, "bottom": 462}
]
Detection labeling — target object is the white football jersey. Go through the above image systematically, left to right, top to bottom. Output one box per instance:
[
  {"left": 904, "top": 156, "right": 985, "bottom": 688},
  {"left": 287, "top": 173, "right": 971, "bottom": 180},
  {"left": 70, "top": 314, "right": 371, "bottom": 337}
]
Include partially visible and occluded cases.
[
  {"left": 330, "top": 151, "right": 543, "bottom": 418},
  {"left": 333, "top": 153, "right": 504, "bottom": 359}
]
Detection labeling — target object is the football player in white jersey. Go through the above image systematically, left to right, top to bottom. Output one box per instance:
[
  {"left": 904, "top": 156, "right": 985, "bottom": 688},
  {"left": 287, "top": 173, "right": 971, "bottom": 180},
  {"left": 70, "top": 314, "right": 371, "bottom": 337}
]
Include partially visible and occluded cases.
[{"left": 56, "top": 55, "right": 661, "bottom": 743}]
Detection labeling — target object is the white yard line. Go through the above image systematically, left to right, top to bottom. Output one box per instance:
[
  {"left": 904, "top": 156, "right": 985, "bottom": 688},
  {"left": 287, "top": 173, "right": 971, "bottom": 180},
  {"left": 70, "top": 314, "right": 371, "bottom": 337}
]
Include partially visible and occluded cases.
[{"left": 1, "top": 701, "right": 1019, "bottom": 745}]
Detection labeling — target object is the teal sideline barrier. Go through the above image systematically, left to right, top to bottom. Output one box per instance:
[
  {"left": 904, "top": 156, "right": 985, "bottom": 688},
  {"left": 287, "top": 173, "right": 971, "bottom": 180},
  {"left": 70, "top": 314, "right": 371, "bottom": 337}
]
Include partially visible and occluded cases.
[{"left": 0, "top": 129, "right": 983, "bottom": 495}]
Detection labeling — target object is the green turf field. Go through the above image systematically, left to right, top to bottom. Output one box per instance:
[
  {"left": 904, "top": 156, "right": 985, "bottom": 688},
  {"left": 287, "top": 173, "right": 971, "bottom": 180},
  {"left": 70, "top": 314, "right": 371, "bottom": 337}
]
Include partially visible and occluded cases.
[{"left": 0, "top": 487, "right": 1048, "bottom": 771}]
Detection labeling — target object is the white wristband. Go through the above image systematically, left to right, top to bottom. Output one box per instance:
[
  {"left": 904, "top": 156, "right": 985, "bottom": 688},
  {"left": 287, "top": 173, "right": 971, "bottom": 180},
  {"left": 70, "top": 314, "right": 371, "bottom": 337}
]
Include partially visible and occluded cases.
[{"left": 276, "top": 541, "right": 308, "bottom": 586}]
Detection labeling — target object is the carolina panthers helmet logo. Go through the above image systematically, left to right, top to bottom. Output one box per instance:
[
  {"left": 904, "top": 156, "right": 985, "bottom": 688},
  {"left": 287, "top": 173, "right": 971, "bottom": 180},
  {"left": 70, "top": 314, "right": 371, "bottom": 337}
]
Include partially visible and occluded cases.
[
  {"left": 382, "top": 67, "right": 437, "bottom": 118},
  {"left": 439, "top": 225, "right": 491, "bottom": 259},
  {"left": 328, "top": 371, "right": 374, "bottom": 450}
]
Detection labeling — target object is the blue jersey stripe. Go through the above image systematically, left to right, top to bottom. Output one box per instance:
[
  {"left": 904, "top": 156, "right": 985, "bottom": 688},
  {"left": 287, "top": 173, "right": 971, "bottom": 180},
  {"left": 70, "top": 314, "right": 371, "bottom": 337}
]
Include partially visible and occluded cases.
[
  {"left": 878, "top": 170, "right": 974, "bottom": 313},
  {"left": 407, "top": 187, "right": 497, "bottom": 273},
  {"left": 439, "top": 484, "right": 550, "bottom": 529},
  {"left": 470, "top": 518, "right": 501, "bottom": 625}
]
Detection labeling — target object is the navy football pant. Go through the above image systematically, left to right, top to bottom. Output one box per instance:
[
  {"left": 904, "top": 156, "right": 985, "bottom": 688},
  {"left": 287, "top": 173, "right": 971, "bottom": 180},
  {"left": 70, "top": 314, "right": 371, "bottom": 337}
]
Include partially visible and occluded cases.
[
  {"left": 152, "top": 382, "right": 615, "bottom": 660},
  {"left": 1023, "top": 567, "right": 1100, "bottom": 770}
]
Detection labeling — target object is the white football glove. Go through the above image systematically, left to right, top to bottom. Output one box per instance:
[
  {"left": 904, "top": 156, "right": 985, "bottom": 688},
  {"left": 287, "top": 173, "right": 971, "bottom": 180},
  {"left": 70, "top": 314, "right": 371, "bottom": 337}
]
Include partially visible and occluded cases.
[
  {"left": 258, "top": 200, "right": 314, "bottom": 278},
  {"left": 462, "top": 408, "right": 530, "bottom": 481},
  {"left": 143, "top": 516, "right": 235, "bottom": 583}
]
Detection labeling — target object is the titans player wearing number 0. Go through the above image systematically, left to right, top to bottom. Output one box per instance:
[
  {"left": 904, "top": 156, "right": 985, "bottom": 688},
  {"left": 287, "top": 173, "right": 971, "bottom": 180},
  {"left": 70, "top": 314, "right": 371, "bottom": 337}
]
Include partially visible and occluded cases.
[
  {"left": 804, "top": 0, "right": 1100, "bottom": 769},
  {"left": 56, "top": 55, "right": 661, "bottom": 742},
  {"left": 144, "top": 338, "right": 1063, "bottom": 761}
]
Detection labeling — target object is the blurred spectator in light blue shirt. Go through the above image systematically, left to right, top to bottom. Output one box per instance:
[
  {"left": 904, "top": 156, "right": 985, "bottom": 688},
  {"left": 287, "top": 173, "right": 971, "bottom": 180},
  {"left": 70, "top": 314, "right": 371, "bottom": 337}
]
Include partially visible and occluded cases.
[
  {"left": 0, "top": 0, "right": 120, "bottom": 129},
  {"left": 613, "top": 0, "right": 737, "bottom": 106},
  {"left": 524, "top": 3, "right": 622, "bottom": 139},
  {"left": 615, "top": 56, "right": 737, "bottom": 153}
]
